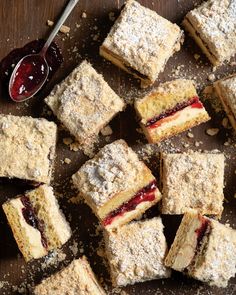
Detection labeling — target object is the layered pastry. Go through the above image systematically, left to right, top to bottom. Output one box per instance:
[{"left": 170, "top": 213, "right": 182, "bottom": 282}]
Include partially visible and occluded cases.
[
  {"left": 100, "top": 0, "right": 183, "bottom": 88},
  {"left": 182, "top": 0, "right": 236, "bottom": 66},
  {"left": 45, "top": 60, "right": 124, "bottom": 150},
  {"left": 214, "top": 74, "right": 236, "bottom": 130},
  {"left": 134, "top": 79, "right": 210, "bottom": 143},
  {"left": 0, "top": 114, "right": 57, "bottom": 184},
  {"left": 72, "top": 140, "right": 161, "bottom": 230},
  {"left": 161, "top": 151, "right": 224, "bottom": 216},
  {"left": 2, "top": 185, "right": 71, "bottom": 261},
  {"left": 165, "top": 210, "right": 236, "bottom": 288},
  {"left": 104, "top": 217, "right": 171, "bottom": 286},
  {"left": 34, "top": 257, "right": 106, "bottom": 295}
]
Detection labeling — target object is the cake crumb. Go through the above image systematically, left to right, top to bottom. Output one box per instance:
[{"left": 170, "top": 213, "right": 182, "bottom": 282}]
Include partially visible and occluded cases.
[
  {"left": 81, "top": 12, "right": 87, "bottom": 18},
  {"left": 109, "top": 12, "right": 116, "bottom": 21},
  {"left": 47, "top": 20, "right": 70, "bottom": 34},
  {"left": 194, "top": 53, "right": 200, "bottom": 60},
  {"left": 208, "top": 73, "right": 215, "bottom": 81},
  {"left": 101, "top": 125, "right": 113, "bottom": 136},
  {"left": 206, "top": 128, "right": 219, "bottom": 136},
  {"left": 187, "top": 132, "right": 194, "bottom": 138},
  {"left": 63, "top": 137, "right": 73, "bottom": 145},
  {"left": 64, "top": 158, "right": 71, "bottom": 164}
]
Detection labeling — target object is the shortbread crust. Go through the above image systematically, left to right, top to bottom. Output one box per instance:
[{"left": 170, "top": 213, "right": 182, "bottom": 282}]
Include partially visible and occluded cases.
[
  {"left": 100, "top": 0, "right": 183, "bottom": 87},
  {"left": 183, "top": 0, "right": 236, "bottom": 66},
  {"left": 45, "top": 61, "right": 124, "bottom": 149},
  {"left": 214, "top": 74, "right": 236, "bottom": 130},
  {"left": 135, "top": 79, "right": 210, "bottom": 143},
  {"left": 0, "top": 114, "right": 57, "bottom": 184},
  {"left": 72, "top": 140, "right": 161, "bottom": 229},
  {"left": 161, "top": 151, "right": 224, "bottom": 216},
  {"left": 3, "top": 185, "right": 71, "bottom": 261},
  {"left": 165, "top": 210, "right": 236, "bottom": 288},
  {"left": 104, "top": 217, "right": 171, "bottom": 286},
  {"left": 34, "top": 257, "right": 106, "bottom": 295}
]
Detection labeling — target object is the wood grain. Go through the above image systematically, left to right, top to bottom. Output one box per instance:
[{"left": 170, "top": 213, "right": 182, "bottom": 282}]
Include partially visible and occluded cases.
[{"left": 0, "top": 1, "right": 235, "bottom": 294}]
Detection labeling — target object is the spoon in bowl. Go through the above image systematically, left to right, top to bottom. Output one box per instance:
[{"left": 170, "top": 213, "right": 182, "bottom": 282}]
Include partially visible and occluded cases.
[{"left": 9, "top": 0, "right": 79, "bottom": 102}]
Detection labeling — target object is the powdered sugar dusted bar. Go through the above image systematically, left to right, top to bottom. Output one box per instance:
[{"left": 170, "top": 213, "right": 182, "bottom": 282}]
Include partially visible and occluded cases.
[
  {"left": 100, "top": 0, "right": 183, "bottom": 87},
  {"left": 183, "top": 0, "right": 236, "bottom": 66},
  {"left": 45, "top": 61, "right": 124, "bottom": 149},
  {"left": 214, "top": 73, "right": 236, "bottom": 130},
  {"left": 135, "top": 79, "right": 210, "bottom": 143},
  {"left": 0, "top": 114, "right": 57, "bottom": 184},
  {"left": 72, "top": 139, "right": 161, "bottom": 230},
  {"left": 161, "top": 151, "right": 224, "bottom": 216},
  {"left": 2, "top": 185, "right": 71, "bottom": 261},
  {"left": 165, "top": 210, "right": 236, "bottom": 288},
  {"left": 104, "top": 217, "right": 171, "bottom": 286},
  {"left": 34, "top": 257, "right": 106, "bottom": 295}
]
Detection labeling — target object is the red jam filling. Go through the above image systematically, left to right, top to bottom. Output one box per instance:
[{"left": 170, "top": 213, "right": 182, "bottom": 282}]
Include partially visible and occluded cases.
[
  {"left": 146, "top": 96, "right": 203, "bottom": 129},
  {"left": 102, "top": 180, "right": 157, "bottom": 226},
  {"left": 20, "top": 196, "right": 48, "bottom": 248},
  {"left": 195, "top": 216, "right": 210, "bottom": 248}
]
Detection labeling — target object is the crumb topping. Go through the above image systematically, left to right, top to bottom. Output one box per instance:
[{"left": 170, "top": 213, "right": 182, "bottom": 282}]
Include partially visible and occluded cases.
[
  {"left": 102, "top": 0, "right": 182, "bottom": 80},
  {"left": 72, "top": 140, "right": 146, "bottom": 207},
  {"left": 105, "top": 217, "right": 171, "bottom": 286}
]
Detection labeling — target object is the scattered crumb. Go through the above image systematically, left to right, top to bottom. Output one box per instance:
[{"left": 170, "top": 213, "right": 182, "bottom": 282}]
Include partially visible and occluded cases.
[
  {"left": 81, "top": 12, "right": 87, "bottom": 18},
  {"left": 109, "top": 12, "right": 116, "bottom": 21},
  {"left": 47, "top": 20, "right": 70, "bottom": 34},
  {"left": 193, "top": 53, "right": 200, "bottom": 60},
  {"left": 208, "top": 73, "right": 215, "bottom": 82},
  {"left": 101, "top": 125, "right": 113, "bottom": 136},
  {"left": 206, "top": 128, "right": 219, "bottom": 136},
  {"left": 187, "top": 132, "right": 194, "bottom": 138},
  {"left": 63, "top": 137, "right": 73, "bottom": 145},
  {"left": 64, "top": 158, "right": 71, "bottom": 164}
]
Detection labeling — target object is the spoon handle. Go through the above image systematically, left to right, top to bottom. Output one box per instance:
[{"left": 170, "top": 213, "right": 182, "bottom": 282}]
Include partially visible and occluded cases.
[{"left": 41, "top": 0, "right": 79, "bottom": 56}]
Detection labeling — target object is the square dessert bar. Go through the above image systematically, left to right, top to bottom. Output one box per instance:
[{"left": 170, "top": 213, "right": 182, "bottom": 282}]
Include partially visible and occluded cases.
[
  {"left": 100, "top": 0, "right": 183, "bottom": 88},
  {"left": 183, "top": 0, "right": 236, "bottom": 66},
  {"left": 45, "top": 60, "right": 124, "bottom": 149},
  {"left": 214, "top": 73, "right": 236, "bottom": 130},
  {"left": 135, "top": 79, "right": 210, "bottom": 143},
  {"left": 0, "top": 114, "right": 57, "bottom": 184},
  {"left": 72, "top": 139, "right": 161, "bottom": 230},
  {"left": 161, "top": 151, "right": 224, "bottom": 216},
  {"left": 3, "top": 185, "right": 71, "bottom": 261},
  {"left": 165, "top": 210, "right": 236, "bottom": 288},
  {"left": 104, "top": 217, "right": 171, "bottom": 286},
  {"left": 34, "top": 257, "right": 106, "bottom": 295}
]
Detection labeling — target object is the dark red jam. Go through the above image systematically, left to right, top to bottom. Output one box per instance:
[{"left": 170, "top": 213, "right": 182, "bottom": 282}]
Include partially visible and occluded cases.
[
  {"left": 0, "top": 39, "right": 63, "bottom": 98},
  {"left": 9, "top": 54, "right": 48, "bottom": 101},
  {"left": 146, "top": 96, "right": 203, "bottom": 129},
  {"left": 102, "top": 180, "right": 157, "bottom": 226},
  {"left": 20, "top": 195, "right": 48, "bottom": 248},
  {"left": 195, "top": 216, "right": 210, "bottom": 248}
]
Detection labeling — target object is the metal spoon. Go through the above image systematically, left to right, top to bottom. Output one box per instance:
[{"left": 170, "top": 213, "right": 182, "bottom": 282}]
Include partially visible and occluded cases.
[{"left": 9, "top": 0, "right": 79, "bottom": 102}]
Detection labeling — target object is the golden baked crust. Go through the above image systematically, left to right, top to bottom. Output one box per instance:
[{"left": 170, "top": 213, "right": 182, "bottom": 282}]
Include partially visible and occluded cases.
[
  {"left": 100, "top": 0, "right": 183, "bottom": 87},
  {"left": 183, "top": 0, "right": 236, "bottom": 66},
  {"left": 45, "top": 60, "right": 125, "bottom": 147},
  {"left": 214, "top": 73, "right": 236, "bottom": 130},
  {"left": 134, "top": 79, "right": 210, "bottom": 143},
  {"left": 0, "top": 114, "right": 57, "bottom": 184},
  {"left": 72, "top": 140, "right": 161, "bottom": 228},
  {"left": 161, "top": 151, "right": 224, "bottom": 216},
  {"left": 2, "top": 185, "right": 71, "bottom": 261},
  {"left": 165, "top": 210, "right": 236, "bottom": 288},
  {"left": 104, "top": 217, "right": 171, "bottom": 286},
  {"left": 34, "top": 257, "right": 106, "bottom": 295}
]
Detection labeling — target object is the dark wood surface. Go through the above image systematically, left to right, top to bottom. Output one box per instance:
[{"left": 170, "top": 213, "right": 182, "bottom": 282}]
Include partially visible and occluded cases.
[{"left": 0, "top": 0, "right": 236, "bottom": 294}]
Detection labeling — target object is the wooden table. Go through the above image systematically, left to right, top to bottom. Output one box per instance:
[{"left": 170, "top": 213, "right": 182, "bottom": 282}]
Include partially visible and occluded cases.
[{"left": 0, "top": 1, "right": 235, "bottom": 294}]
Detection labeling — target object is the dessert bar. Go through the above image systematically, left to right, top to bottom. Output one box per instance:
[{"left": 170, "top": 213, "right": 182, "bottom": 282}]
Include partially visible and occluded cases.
[
  {"left": 100, "top": 0, "right": 183, "bottom": 87},
  {"left": 182, "top": 0, "right": 236, "bottom": 66},
  {"left": 45, "top": 60, "right": 124, "bottom": 149},
  {"left": 214, "top": 73, "right": 236, "bottom": 130},
  {"left": 135, "top": 79, "right": 210, "bottom": 143},
  {"left": 0, "top": 114, "right": 57, "bottom": 184},
  {"left": 72, "top": 139, "right": 161, "bottom": 230},
  {"left": 161, "top": 151, "right": 224, "bottom": 216},
  {"left": 3, "top": 185, "right": 71, "bottom": 261},
  {"left": 165, "top": 210, "right": 236, "bottom": 288},
  {"left": 104, "top": 217, "right": 171, "bottom": 286},
  {"left": 34, "top": 257, "right": 106, "bottom": 295}
]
